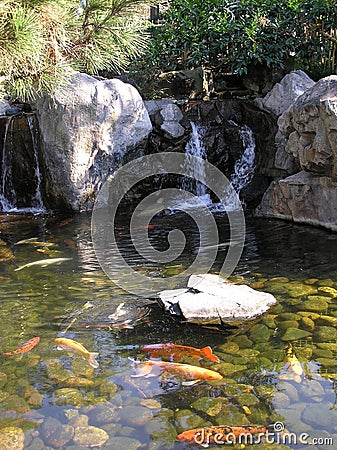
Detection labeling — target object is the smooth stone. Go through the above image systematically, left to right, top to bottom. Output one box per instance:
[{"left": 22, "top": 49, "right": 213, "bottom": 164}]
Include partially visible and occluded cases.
[
  {"left": 269, "top": 277, "right": 290, "bottom": 283},
  {"left": 317, "top": 279, "right": 334, "bottom": 287},
  {"left": 264, "top": 281, "right": 289, "bottom": 295},
  {"left": 288, "top": 283, "right": 317, "bottom": 298},
  {"left": 317, "top": 287, "right": 337, "bottom": 297},
  {"left": 300, "top": 296, "right": 329, "bottom": 312},
  {"left": 297, "top": 311, "right": 320, "bottom": 320},
  {"left": 277, "top": 312, "right": 301, "bottom": 321},
  {"left": 316, "top": 315, "right": 337, "bottom": 326},
  {"left": 300, "top": 316, "right": 315, "bottom": 331},
  {"left": 277, "top": 320, "right": 299, "bottom": 330},
  {"left": 249, "top": 324, "right": 272, "bottom": 343},
  {"left": 314, "top": 326, "right": 337, "bottom": 342},
  {"left": 280, "top": 327, "right": 312, "bottom": 341},
  {"left": 231, "top": 335, "right": 253, "bottom": 348},
  {"left": 216, "top": 341, "right": 239, "bottom": 355},
  {"left": 317, "top": 342, "right": 337, "bottom": 351},
  {"left": 312, "top": 348, "right": 333, "bottom": 359},
  {"left": 239, "top": 349, "right": 260, "bottom": 358},
  {"left": 316, "top": 357, "right": 337, "bottom": 367},
  {"left": 215, "top": 362, "right": 247, "bottom": 376},
  {"left": 299, "top": 379, "right": 325, "bottom": 402},
  {"left": 277, "top": 381, "right": 300, "bottom": 402},
  {"left": 54, "top": 388, "right": 84, "bottom": 407},
  {"left": 236, "top": 392, "right": 260, "bottom": 406},
  {"left": 272, "top": 392, "right": 290, "bottom": 409},
  {"left": 191, "top": 397, "right": 223, "bottom": 416},
  {"left": 140, "top": 398, "right": 162, "bottom": 409},
  {"left": 87, "top": 403, "right": 118, "bottom": 425},
  {"left": 302, "top": 403, "right": 336, "bottom": 428},
  {"left": 118, "top": 406, "right": 153, "bottom": 427},
  {"left": 175, "top": 409, "right": 205, "bottom": 432},
  {"left": 68, "top": 414, "right": 89, "bottom": 428},
  {"left": 40, "top": 417, "right": 74, "bottom": 448},
  {"left": 144, "top": 417, "right": 177, "bottom": 443},
  {"left": 73, "top": 426, "right": 109, "bottom": 447},
  {"left": 118, "top": 426, "right": 137, "bottom": 437},
  {"left": 0, "top": 427, "right": 24, "bottom": 450},
  {"left": 103, "top": 437, "right": 142, "bottom": 450},
  {"left": 25, "top": 438, "right": 45, "bottom": 450}
]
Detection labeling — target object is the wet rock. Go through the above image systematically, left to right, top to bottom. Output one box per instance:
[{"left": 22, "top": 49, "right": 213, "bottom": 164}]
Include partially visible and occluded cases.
[
  {"left": 158, "top": 274, "right": 277, "bottom": 324},
  {"left": 263, "top": 281, "right": 289, "bottom": 295},
  {"left": 288, "top": 283, "right": 317, "bottom": 298},
  {"left": 318, "top": 286, "right": 337, "bottom": 297},
  {"left": 301, "top": 296, "right": 329, "bottom": 312},
  {"left": 316, "top": 315, "right": 337, "bottom": 327},
  {"left": 300, "top": 316, "right": 315, "bottom": 331},
  {"left": 277, "top": 320, "right": 299, "bottom": 330},
  {"left": 249, "top": 324, "right": 272, "bottom": 343},
  {"left": 314, "top": 326, "right": 337, "bottom": 342},
  {"left": 280, "top": 327, "right": 312, "bottom": 341},
  {"left": 232, "top": 335, "right": 253, "bottom": 349},
  {"left": 216, "top": 341, "right": 239, "bottom": 355},
  {"left": 316, "top": 357, "right": 337, "bottom": 367},
  {"left": 215, "top": 361, "right": 247, "bottom": 376},
  {"left": 299, "top": 380, "right": 325, "bottom": 402},
  {"left": 54, "top": 387, "right": 84, "bottom": 407},
  {"left": 236, "top": 392, "right": 260, "bottom": 406},
  {"left": 272, "top": 392, "right": 290, "bottom": 409},
  {"left": 191, "top": 397, "right": 223, "bottom": 416},
  {"left": 140, "top": 398, "right": 162, "bottom": 409},
  {"left": 87, "top": 402, "right": 118, "bottom": 425},
  {"left": 302, "top": 403, "right": 336, "bottom": 428},
  {"left": 118, "top": 406, "right": 153, "bottom": 427},
  {"left": 175, "top": 409, "right": 205, "bottom": 432},
  {"left": 40, "top": 417, "right": 74, "bottom": 448},
  {"left": 145, "top": 417, "right": 177, "bottom": 444},
  {"left": 0, "top": 426, "right": 24, "bottom": 450},
  {"left": 73, "top": 426, "right": 109, "bottom": 447},
  {"left": 118, "top": 426, "right": 137, "bottom": 437},
  {"left": 103, "top": 436, "right": 142, "bottom": 450},
  {"left": 25, "top": 437, "right": 46, "bottom": 450}
]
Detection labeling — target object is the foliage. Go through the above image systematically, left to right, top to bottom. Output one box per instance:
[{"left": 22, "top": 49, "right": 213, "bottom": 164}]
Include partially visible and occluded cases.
[
  {"left": 0, "top": 0, "right": 152, "bottom": 100},
  {"left": 147, "top": 0, "right": 337, "bottom": 77}
]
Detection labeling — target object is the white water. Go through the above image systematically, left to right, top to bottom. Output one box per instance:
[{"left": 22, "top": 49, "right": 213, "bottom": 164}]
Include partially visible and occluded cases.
[
  {"left": 0, "top": 115, "right": 46, "bottom": 214},
  {"left": 175, "top": 120, "right": 256, "bottom": 211}
]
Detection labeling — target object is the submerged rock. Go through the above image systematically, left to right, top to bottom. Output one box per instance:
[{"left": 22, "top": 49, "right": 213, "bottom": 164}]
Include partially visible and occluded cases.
[
  {"left": 158, "top": 274, "right": 277, "bottom": 324},
  {"left": 0, "top": 426, "right": 24, "bottom": 450}
]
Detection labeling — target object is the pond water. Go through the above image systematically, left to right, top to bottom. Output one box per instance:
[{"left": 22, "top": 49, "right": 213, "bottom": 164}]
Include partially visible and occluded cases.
[{"left": 0, "top": 210, "right": 337, "bottom": 449}]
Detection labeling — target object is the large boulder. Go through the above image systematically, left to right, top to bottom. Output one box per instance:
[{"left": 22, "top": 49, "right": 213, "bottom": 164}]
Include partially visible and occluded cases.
[
  {"left": 256, "top": 70, "right": 315, "bottom": 117},
  {"left": 35, "top": 72, "right": 152, "bottom": 211},
  {"left": 256, "top": 75, "right": 337, "bottom": 230},
  {"left": 255, "top": 171, "right": 337, "bottom": 231},
  {"left": 158, "top": 274, "right": 277, "bottom": 325}
]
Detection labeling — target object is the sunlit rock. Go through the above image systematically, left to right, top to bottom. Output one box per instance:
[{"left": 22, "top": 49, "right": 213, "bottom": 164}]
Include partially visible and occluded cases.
[
  {"left": 35, "top": 72, "right": 152, "bottom": 211},
  {"left": 157, "top": 274, "right": 277, "bottom": 325}
]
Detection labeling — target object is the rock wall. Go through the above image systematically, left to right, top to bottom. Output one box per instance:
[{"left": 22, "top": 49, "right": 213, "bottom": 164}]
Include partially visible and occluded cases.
[
  {"left": 35, "top": 72, "right": 152, "bottom": 211},
  {"left": 256, "top": 74, "right": 337, "bottom": 231}
]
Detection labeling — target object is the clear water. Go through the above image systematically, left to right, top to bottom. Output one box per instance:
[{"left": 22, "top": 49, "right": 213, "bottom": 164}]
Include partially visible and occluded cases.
[{"left": 0, "top": 211, "right": 337, "bottom": 449}]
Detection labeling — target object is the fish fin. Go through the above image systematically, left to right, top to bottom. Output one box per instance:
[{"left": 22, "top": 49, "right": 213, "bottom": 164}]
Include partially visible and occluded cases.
[
  {"left": 201, "top": 346, "right": 220, "bottom": 363},
  {"left": 87, "top": 352, "right": 99, "bottom": 369},
  {"left": 172, "top": 354, "right": 182, "bottom": 362},
  {"left": 131, "top": 364, "right": 153, "bottom": 378},
  {"left": 182, "top": 379, "right": 201, "bottom": 386}
]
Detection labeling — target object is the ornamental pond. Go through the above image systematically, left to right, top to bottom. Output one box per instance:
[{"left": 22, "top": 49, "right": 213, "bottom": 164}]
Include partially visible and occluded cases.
[{"left": 0, "top": 210, "right": 337, "bottom": 449}]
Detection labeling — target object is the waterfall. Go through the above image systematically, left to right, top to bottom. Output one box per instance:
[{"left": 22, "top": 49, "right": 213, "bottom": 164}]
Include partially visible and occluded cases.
[
  {"left": 0, "top": 115, "right": 46, "bottom": 213},
  {"left": 178, "top": 120, "right": 256, "bottom": 211},
  {"left": 182, "top": 122, "right": 211, "bottom": 204}
]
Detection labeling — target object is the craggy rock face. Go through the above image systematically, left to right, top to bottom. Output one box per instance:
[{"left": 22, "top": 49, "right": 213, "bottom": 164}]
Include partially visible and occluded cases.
[
  {"left": 35, "top": 73, "right": 152, "bottom": 211},
  {"left": 256, "top": 75, "right": 337, "bottom": 230}
]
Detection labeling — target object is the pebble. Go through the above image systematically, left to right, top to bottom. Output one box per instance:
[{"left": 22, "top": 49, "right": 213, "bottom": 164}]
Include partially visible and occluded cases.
[
  {"left": 317, "top": 286, "right": 337, "bottom": 297},
  {"left": 300, "top": 296, "right": 329, "bottom": 312},
  {"left": 300, "top": 316, "right": 315, "bottom": 331},
  {"left": 249, "top": 324, "right": 272, "bottom": 343},
  {"left": 314, "top": 325, "right": 337, "bottom": 342},
  {"left": 280, "top": 327, "right": 312, "bottom": 341},
  {"left": 216, "top": 341, "right": 239, "bottom": 354},
  {"left": 299, "top": 379, "right": 325, "bottom": 402},
  {"left": 54, "top": 388, "right": 84, "bottom": 407},
  {"left": 236, "top": 392, "right": 260, "bottom": 406},
  {"left": 191, "top": 397, "right": 223, "bottom": 416},
  {"left": 87, "top": 402, "right": 118, "bottom": 425},
  {"left": 118, "top": 405, "right": 153, "bottom": 427},
  {"left": 175, "top": 409, "right": 205, "bottom": 432},
  {"left": 40, "top": 417, "right": 74, "bottom": 448},
  {"left": 145, "top": 417, "right": 177, "bottom": 443},
  {"left": 73, "top": 426, "right": 109, "bottom": 447},
  {"left": 0, "top": 427, "right": 24, "bottom": 450},
  {"left": 103, "top": 436, "right": 142, "bottom": 450}
]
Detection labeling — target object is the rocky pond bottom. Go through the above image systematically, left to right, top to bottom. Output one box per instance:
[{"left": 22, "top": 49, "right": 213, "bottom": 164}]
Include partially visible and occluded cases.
[{"left": 0, "top": 212, "right": 337, "bottom": 449}]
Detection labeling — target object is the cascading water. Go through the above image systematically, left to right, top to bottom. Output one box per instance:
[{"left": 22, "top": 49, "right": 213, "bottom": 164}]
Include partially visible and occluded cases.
[
  {"left": 0, "top": 114, "right": 46, "bottom": 213},
  {"left": 179, "top": 120, "right": 256, "bottom": 210},
  {"left": 181, "top": 122, "right": 212, "bottom": 206}
]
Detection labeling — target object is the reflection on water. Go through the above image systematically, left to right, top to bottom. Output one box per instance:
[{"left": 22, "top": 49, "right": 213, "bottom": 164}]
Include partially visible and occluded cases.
[{"left": 0, "top": 211, "right": 337, "bottom": 448}]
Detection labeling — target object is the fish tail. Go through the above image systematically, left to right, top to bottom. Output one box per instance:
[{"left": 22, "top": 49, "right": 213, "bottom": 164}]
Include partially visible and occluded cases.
[
  {"left": 201, "top": 346, "right": 219, "bottom": 363},
  {"left": 87, "top": 352, "right": 99, "bottom": 368}
]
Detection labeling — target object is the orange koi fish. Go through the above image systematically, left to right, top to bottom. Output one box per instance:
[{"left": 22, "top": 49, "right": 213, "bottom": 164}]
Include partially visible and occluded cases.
[
  {"left": 1, "top": 337, "right": 40, "bottom": 356},
  {"left": 55, "top": 338, "right": 99, "bottom": 368},
  {"left": 142, "top": 343, "right": 219, "bottom": 363},
  {"left": 131, "top": 359, "right": 223, "bottom": 381},
  {"left": 177, "top": 425, "right": 268, "bottom": 447}
]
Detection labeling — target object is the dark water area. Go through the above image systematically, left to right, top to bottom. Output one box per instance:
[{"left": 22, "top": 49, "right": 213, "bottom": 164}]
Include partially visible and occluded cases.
[{"left": 0, "top": 210, "right": 337, "bottom": 449}]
